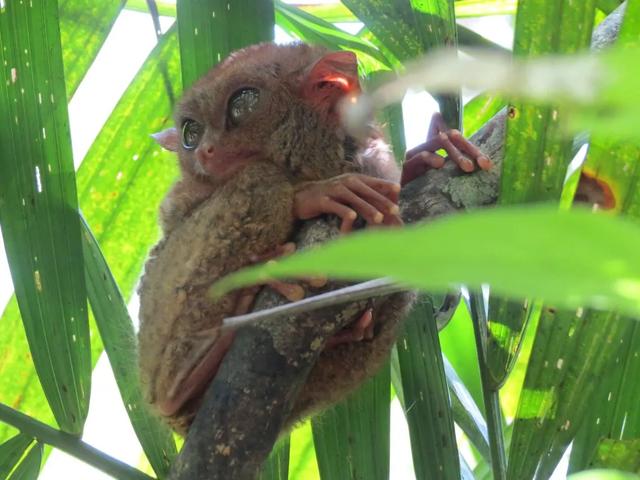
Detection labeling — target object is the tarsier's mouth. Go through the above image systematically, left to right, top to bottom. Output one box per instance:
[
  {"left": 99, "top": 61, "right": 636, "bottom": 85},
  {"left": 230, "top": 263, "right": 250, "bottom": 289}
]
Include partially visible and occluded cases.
[{"left": 157, "top": 330, "right": 237, "bottom": 417}]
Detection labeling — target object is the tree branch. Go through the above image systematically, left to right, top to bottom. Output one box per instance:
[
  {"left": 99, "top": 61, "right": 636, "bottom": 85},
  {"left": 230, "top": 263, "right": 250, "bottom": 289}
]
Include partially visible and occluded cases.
[{"left": 169, "top": 5, "right": 625, "bottom": 478}]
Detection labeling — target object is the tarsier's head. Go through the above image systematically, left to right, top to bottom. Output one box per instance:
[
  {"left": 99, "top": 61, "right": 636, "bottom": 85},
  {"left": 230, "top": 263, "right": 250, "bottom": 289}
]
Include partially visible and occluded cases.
[{"left": 153, "top": 43, "right": 361, "bottom": 183}]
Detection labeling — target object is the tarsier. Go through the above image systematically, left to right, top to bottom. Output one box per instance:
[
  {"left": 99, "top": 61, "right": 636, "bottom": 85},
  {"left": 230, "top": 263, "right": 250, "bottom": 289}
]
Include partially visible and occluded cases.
[{"left": 137, "top": 43, "right": 491, "bottom": 434}]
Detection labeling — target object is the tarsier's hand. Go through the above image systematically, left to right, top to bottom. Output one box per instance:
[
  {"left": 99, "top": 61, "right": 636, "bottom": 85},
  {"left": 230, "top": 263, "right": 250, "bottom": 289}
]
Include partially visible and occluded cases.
[
  {"left": 401, "top": 112, "right": 493, "bottom": 186},
  {"left": 294, "top": 173, "right": 402, "bottom": 233}
]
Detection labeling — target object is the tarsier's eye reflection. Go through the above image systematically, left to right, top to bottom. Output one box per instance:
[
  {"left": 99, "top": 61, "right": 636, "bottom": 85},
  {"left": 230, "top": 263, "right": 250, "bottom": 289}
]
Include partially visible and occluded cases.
[
  {"left": 227, "top": 87, "right": 260, "bottom": 127},
  {"left": 182, "top": 119, "right": 203, "bottom": 150}
]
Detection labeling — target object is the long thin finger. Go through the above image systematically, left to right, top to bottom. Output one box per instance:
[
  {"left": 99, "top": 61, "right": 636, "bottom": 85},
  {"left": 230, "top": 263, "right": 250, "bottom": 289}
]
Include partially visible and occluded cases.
[
  {"left": 427, "top": 112, "right": 447, "bottom": 140},
  {"left": 448, "top": 129, "right": 492, "bottom": 170},
  {"left": 439, "top": 132, "right": 474, "bottom": 172},
  {"left": 405, "top": 136, "right": 443, "bottom": 160},
  {"left": 400, "top": 151, "right": 446, "bottom": 186},
  {"left": 354, "top": 175, "right": 401, "bottom": 204},
  {"left": 351, "top": 179, "right": 400, "bottom": 216},
  {"left": 334, "top": 188, "right": 384, "bottom": 226},
  {"left": 317, "top": 196, "right": 357, "bottom": 233},
  {"left": 268, "top": 280, "right": 305, "bottom": 302},
  {"left": 234, "top": 286, "right": 261, "bottom": 315}
]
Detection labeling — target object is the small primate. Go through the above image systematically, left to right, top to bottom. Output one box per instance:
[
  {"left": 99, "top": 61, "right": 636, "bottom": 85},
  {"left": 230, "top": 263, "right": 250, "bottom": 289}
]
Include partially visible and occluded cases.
[{"left": 137, "top": 43, "right": 490, "bottom": 434}]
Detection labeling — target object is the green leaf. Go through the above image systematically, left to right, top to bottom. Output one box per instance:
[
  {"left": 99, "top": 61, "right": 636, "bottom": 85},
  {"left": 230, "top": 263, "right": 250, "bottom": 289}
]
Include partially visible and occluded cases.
[
  {"left": 0, "top": 0, "right": 91, "bottom": 435},
  {"left": 59, "top": 0, "right": 125, "bottom": 99},
  {"left": 176, "top": 0, "right": 275, "bottom": 89},
  {"left": 342, "top": 0, "right": 461, "bottom": 127},
  {"left": 454, "top": 0, "right": 516, "bottom": 18},
  {"left": 486, "top": 0, "right": 597, "bottom": 390},
  {"left": 597, "top": 0, "right": 625, "bottom": 15},
  {"left": 274, "top": 1, "right": 392, "bottom": 73},
  {"left": 298, "top": 3, "right": 357, "bottom": 23},
  {"left": 511, "top": 8, "right": 640, "bottom": 476},
  {"left": 0, "top": 24, "right": 181, "bottom": 445},
  {"left": 457, "top": 24, "right": 511, "bottom": 53},
  {"left": 463, "top": 93, "right": 505, "bottom": 137},
  {"left": 568, "top": 95, "right": 640, "bottom": 476},
  {"left": 213, "top": 205, "right": 640, "bottom": 319},
  {"left": 80, "top": 217, "right": 176, "bottom": 478},
  {"left": 394, "top": 297, "right": 460, "bottom": 479},
  {"left": 508, "top": 309, "right": 629, "bottom": 479},
  {"left": 569, "top": 320, "right": 640, "bottom": 473},
  {"left": 444, "top": 357, "right": 490, "bottom": 463},
  {"left": 312, "top": 365, "right": 391, "bottom": 480},
  {"left": 289, "top": 421, "right": 320, "bottom": 480},
  {"left": 0, "top": 434, "right": 33, "bottom": 480},
  {"left": 258, "top": 435, "right": 290, "bottom": 480},
  {"left": 589, "top": 439, "right": 640, "bottom": 473},
  {"left": 7, "top": 443, "right": 42, "bottom": 480},
  {"left": 568, "top": 470, "right": 640, "bottom": 480}
]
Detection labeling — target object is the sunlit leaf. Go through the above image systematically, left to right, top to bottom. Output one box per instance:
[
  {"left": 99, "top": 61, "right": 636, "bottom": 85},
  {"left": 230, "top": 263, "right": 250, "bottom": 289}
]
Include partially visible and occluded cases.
[
  {"left": 0, "top": 0, "right": 91, "bottom": 435},
  {"left": 59, "top": 0, "right": 125, "bottom": 98},
  {"left": 176, "top": 0, "right": 275, "bottom": 88},
  {"left": 342, "top": 0, "right": 461, "bottom": 127},
  {"left": 454, "top": 0, "right": 516, "bottom": 18},
  {"left": 486, "top": 0, "right": 597, "bottom": 395},
  {"left": 274, "top": 1, "right": 391, "bottom": 73},
  {"left": 0, "top": 24, "right": 180, "bottom": 446},
  {"left": 213, "top": 206, "right": 640, "bottom": 319},
  {"left": 80, "top": 218, "right": 176, "bottom": 478},
  {"left": 394, "top": 298, "right": 460, "bottom": 479},
  {"left": 312, "top": 365, "right": 390, "bottom": 480},
  {"left": 0, "top": 433, "right": 33, "bottom": 479},
  {"left": 258, "top": 435, "right": 290, "bottom": 480},
  {"left": 6, "top": 442, "right": 42, "bottom": 480},
  {"left": 568, "top": 470, "right": 640, "bottom": 480}
]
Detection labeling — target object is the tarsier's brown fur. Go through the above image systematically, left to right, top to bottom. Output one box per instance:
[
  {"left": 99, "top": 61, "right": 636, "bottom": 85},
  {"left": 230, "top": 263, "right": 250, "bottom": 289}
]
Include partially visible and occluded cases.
[{"left": 138, "top": 43, "right": 413, "bottom": 435}]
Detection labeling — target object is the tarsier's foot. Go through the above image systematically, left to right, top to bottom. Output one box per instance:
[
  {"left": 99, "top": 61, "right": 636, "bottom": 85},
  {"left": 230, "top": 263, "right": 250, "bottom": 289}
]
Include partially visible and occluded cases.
[
  {"left": 401, "top": 112, "right": 493, "bottom": 186},
  {"left": 294, "top": 173, "right": 402, "bottom": 233},
  {"left": 326, "top": 308, "right": 375, "bottom": 348},
  {"left": 160, "top": 329, "right": 236, "bottom": 416}
]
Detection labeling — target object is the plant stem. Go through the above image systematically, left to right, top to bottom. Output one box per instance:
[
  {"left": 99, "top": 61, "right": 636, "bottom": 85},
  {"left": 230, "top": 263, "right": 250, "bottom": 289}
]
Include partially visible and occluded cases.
[
  {"left": 468, "top": 291, "right": 508, "bottom": 480},
  {"left": 0, "top": 403, "right": 154, "bottom": 480}
]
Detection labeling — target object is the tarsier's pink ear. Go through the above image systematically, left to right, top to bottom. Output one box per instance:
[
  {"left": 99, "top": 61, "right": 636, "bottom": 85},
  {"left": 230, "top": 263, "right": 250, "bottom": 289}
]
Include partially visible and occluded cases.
[
  {"left": 302, "top": 51, "right": 361, "bottom": 112},
  {"left": 151, "top": 127, "right": 179, "bottom": 152}
]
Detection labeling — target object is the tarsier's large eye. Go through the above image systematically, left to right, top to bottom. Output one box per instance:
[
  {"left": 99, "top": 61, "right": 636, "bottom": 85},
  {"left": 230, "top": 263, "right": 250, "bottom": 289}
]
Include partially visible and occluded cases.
[
  {"left": 227, "top": 87, "right": 260, "bottom": 127},
  {"left": 181, "top": 119, "right": 203, "bottom": 150}
]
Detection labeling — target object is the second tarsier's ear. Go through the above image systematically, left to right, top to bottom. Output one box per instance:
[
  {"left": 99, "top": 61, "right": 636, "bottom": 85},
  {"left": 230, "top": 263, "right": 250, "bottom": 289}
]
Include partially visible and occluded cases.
[
  {"left": 302, "top": 51, "right": 361, "bottom": 113},
  {"left": 151, "top": 127, "right": 179, "bottom": 152}
]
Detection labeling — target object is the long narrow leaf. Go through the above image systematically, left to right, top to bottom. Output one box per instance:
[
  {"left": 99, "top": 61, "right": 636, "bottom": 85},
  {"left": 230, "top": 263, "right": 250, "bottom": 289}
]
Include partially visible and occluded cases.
[
  {"left": 0, "top": 0, "right": 91, "bottom": 435},
  {"left": 59, "top": 0, "right": 125, "bottom": 98},
  {"left": 176, "top": 0, "right": 275, "bottom": 89},
  {"left": 342, "top": 0, "right": 462, "bottom": 127},
  {"left": 486, "top": 0, "right": 597, "bottom": 390},
  {"left": 274, "top": 1, "right": 391, "bottom": 73},
  {"left": 509, "top": 4, "right": 638, "bottom": 477},
  {"left": 0, "top": 24, "right": 181, "bottom": 445},
  {"left": 213, "top": 206, "right": 640, "bottom": 320},
  {"left": 80, "top": 217, "right": 176, "bottom": 478},
  {"left": 394, "top": 297, "right": 460, "bottom": 479},
  {"left": 312, "top": 365, "right": 391, "bottom": 480},
  {"left": 0, "top": 434, "right": 33, "bottom": 479},
  {"left": 258, "top": 436, "right": 290, "bottom": 480},
  {"left": 6, "top": 443, "right": 42, "bottom": 480}
]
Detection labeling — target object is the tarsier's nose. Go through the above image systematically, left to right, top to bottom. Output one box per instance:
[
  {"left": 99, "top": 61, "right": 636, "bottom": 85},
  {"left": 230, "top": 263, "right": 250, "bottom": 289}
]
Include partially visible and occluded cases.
[{"left": 196, "top": 142, "right": 217, "bottom": 173}]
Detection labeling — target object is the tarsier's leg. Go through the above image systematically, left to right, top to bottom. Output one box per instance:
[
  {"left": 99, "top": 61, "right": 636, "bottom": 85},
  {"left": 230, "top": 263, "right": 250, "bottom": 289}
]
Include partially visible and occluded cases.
[{"left": 401, "top": 112, "right": 492, "bottom": 186}]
